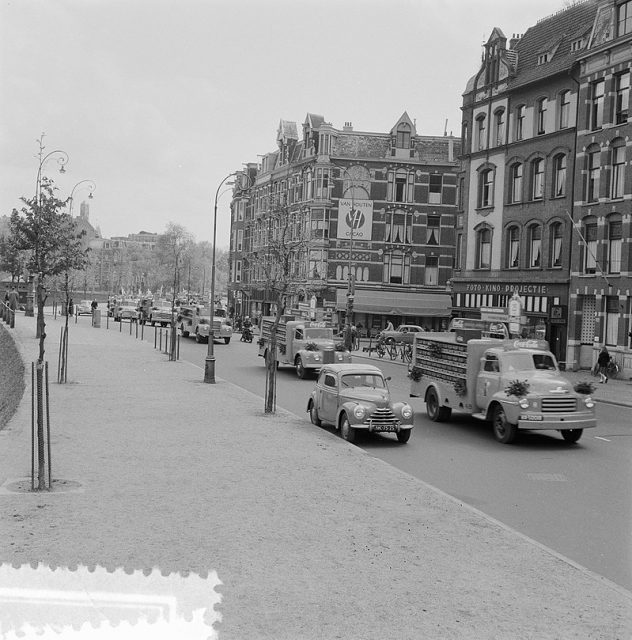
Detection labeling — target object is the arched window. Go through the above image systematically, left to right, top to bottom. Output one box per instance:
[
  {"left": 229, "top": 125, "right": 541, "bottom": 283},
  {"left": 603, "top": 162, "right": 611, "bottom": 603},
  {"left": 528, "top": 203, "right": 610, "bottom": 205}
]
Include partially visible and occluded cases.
[
  {"left": 559, "top": 90, "right": 571, "bottom": 129},
  {"left": 536, "top": 97, "right": 548, "bottom": 135},
  {"left": 494, "top": 108, "right": 505, "bottom": 146},
  {"left": 476, "top": 114, "right": 486, "bottom": 150},
  {"left": 396, "top": 123, "right": 411, "bottom": 148},
  {"left": 610, "top": 139, "right": 626, "bottom": 199},
  {"left": 586, "top": 145, "right": 601, "bottom": 202},
  {"left": 552, "top": 153, "right": 567, "bottom": 197},
  {"left": 531, "top": 158, "right": 544, "bottom": 200},
  {"left": 509, "top": 162, "right": 523, "bottom": 203},
  {"left": 478, "top": 168, "right": 494, "bottom": 208},
  {"left": 607, "top": 215, "right": 623, "bottom": 274},
  {"left": 582, "top": 216, "right": 598, "bottom": 273},
  {"left": 549, "top": 222, "right": 563, "bottom": 268},
  {"left": 527, "top": 224, "right": 542, "bottom": 268},
  {"left": 475, "top": 226, "right": 492, "bottom": 269},
  {"left": 506, "top": 226, "right": 520, "bottom": 268}
]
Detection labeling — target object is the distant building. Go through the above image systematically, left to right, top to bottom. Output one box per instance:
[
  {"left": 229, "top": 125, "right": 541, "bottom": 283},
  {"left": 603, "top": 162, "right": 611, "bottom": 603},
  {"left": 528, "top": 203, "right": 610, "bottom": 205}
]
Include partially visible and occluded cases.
[{"left": 228, "top": 113, "right": 461, "bottom": 333}]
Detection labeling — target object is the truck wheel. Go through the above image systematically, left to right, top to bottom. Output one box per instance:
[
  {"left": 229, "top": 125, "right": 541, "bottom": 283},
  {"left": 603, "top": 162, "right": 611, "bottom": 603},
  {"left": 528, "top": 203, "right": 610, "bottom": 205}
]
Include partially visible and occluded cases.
[
  {"left": 224, "top": 337, "right": 231, "bottom": 344},
  {"left": 296, "top": 357, "right": 306, "bottom": 379},
  {"left": 426, "top": 389, "right": 451, "bottom": 422},
  {"left": 309, "top": 403, "right": 321, "bottom": 427},
  {"left": 492, "top": 406, "right": 517, "bottom": 444},
  {"left": 339, "top": 414, "right": 356, "bottom": 443},
  {"left": 396, "top": 429, "right": 411, "bottom": 443},
  {"left": 561, "top": 429, "right": 583, "bottom": 443}
]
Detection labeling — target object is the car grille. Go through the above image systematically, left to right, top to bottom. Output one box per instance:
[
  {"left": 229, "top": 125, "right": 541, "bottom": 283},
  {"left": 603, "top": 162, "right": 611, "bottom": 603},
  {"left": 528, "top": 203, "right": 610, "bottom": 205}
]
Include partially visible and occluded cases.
[
  {"left": 542, "top": 397, "right": 577, "bottom": 413},
  {"left": 365, "top": 407, "right": 399, "bottom": 428}
]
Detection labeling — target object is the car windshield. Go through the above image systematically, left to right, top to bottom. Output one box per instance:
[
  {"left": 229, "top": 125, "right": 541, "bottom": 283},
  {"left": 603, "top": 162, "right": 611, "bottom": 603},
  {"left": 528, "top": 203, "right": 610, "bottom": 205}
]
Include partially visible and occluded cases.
[
  {"left": 305, "top": 328, "right": 333, "bottom": 339},
  {"left": 503, "top": 352, "right": 557, "bottom": 372},
  {"left": 341, "top": 374, "right": 386, "bottom": 389}
]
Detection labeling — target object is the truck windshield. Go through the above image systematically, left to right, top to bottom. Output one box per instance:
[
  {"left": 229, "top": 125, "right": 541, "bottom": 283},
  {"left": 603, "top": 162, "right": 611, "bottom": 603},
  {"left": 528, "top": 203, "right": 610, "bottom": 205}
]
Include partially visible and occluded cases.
[
  {"left": 304, "top": 328, "right": 333, "bottom": 339},
  {"left": 503, "top": 352, "right": 557, "bottom": 372},
  {"left": 341, "top": 374, "right": 386, "bottom": 389}
]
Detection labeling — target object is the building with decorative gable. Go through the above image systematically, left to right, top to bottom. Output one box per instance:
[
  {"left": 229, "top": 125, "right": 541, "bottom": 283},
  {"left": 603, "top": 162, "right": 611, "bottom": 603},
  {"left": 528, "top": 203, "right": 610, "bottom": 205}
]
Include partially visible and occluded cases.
[{"left": 228, "top": 113, "right": 461, "bottom": 334}]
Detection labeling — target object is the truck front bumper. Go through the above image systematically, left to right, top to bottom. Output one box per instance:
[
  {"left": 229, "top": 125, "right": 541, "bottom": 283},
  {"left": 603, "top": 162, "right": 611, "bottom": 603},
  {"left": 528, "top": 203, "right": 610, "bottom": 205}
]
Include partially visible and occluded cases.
[{"left": 517, "top": 413, "right": 597, "bottom": 431}]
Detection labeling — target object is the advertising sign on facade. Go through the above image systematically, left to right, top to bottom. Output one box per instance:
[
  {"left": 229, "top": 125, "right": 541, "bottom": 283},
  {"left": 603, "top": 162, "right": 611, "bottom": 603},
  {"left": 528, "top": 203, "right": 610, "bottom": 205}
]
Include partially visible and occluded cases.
[{"left": 336, "top": 199, "right": 373, "bottom": 241}]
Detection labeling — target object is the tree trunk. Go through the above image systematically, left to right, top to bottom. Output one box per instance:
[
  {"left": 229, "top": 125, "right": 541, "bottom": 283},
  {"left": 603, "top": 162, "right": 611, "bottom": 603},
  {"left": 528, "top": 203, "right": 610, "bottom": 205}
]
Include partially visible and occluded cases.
[
  {"left": 36, "top": 281, "right": 47, "bottom": 490},
  {"left": 264, "top": 304, "right": 284, "bottom": 414}
]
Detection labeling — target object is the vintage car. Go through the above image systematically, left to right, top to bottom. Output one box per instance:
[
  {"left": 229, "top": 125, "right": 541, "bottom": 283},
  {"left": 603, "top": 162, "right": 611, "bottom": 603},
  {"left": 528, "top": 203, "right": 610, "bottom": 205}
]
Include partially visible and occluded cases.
[
  {"left": 114, "top": 299, "right": 139, "bottom": 322},
  {"left": 76, "top": 300, "right": 93, "bottom": 316},
  {"left": 148, "top": 300, "right": 173, "bottom": 327},
  {"left": 378, "top": 324, "right": 425, "bottom": 345},
  {"left": 306, "top": 363, "right": 414, "bottom": 444}
]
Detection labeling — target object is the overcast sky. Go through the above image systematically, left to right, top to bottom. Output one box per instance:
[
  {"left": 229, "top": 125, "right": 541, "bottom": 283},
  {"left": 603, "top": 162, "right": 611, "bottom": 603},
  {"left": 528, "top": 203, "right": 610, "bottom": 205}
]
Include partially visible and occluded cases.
[{"left": 1, "top": 0, "right": 566, "bottom": 248}]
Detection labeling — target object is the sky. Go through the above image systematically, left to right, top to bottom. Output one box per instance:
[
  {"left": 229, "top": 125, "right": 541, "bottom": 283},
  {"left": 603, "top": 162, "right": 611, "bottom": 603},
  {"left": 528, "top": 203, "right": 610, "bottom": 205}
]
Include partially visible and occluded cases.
[{"left": 1, "top": 0, "right": 570, "bottom": 249}]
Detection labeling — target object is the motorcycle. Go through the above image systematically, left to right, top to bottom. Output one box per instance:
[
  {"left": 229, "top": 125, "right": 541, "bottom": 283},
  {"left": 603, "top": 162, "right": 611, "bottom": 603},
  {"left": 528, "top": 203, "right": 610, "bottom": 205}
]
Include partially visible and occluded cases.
[{"left": 240, "top": 325, "right": 253, "bottom": 343}]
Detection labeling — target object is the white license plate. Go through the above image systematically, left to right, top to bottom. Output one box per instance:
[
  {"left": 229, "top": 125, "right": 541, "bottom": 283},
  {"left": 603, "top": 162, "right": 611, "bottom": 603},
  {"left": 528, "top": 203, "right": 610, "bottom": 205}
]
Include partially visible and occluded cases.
[
  {"left": 520, "top": 414, "right": 543, "bottom": 422},
  {"left": 372, "top": 424, "right": 396, "bottom": 432}
]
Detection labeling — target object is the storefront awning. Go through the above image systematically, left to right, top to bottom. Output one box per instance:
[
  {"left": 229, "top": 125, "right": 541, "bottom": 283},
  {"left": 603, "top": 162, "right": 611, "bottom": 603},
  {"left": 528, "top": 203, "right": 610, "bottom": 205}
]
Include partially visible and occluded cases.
[{"left": 335, "top": 289, "right": 451, "bottom": 317}]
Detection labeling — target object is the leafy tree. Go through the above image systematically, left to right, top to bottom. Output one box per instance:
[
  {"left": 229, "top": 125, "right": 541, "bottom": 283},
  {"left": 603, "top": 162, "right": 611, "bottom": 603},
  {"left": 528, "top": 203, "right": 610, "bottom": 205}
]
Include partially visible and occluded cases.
[
  {"left": 10, "top": 177, "right": 88, "bottom": 489},
  {"left": 246, "top": 201, "right": 309, "bottom": 413},
  {"left": 0, "top": 233, "right": 26, "bottom": 282}
]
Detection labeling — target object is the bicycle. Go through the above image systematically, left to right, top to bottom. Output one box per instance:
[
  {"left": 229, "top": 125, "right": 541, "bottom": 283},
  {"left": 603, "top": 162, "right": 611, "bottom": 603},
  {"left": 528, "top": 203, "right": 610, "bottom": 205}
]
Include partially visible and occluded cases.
[
  {"left": 399, "top": 342, "right": 412, "bottom": 364},
  {"left": 606, "top": 359, "right": 620, "bottom": 379}
]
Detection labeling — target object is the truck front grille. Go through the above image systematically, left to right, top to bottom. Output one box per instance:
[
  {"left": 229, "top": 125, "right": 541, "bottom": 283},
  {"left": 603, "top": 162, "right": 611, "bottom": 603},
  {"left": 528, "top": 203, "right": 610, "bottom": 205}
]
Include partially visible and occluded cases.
[
  {"left": 322, "top": 350, "right": 334, "bottom": 364},
  {"left": 542, "top": 397, "right": 577, "bottom": 413},
  {"left": 365, "top": 407, "right": 398, "bottom": 428}
]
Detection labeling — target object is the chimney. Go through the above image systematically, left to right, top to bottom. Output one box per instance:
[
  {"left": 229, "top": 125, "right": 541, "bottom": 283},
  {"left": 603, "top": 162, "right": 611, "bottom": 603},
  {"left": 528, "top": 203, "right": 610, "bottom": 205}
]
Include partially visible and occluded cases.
[
  {"left": 509, "top": 33, "right": 521, "bottom": 49},
  {"left": 343, "top": 122, "right": 353, "bottom": 132}
]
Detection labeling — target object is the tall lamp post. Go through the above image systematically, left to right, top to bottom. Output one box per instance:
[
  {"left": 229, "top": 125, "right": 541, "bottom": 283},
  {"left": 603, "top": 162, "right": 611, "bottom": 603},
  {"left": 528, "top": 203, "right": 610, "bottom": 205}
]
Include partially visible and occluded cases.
[
  {"left": 28, "top": 134, "right": 69, "bottom": 318},
  {"left": 204, "top": 171, "right": 241, "bottom": 383},
  {"left": 68, "top": 179, "right": 96, "bottom": 217}
]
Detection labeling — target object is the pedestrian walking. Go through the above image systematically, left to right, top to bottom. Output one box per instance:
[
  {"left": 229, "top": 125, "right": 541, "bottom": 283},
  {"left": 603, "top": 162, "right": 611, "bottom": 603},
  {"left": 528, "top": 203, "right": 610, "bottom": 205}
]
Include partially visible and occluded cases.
[
  {"left": 7, "top": 286, "right": 19, "bottom": 310},
  {"left": 597, "top": 346, "right": 611, "bottom": 383}
]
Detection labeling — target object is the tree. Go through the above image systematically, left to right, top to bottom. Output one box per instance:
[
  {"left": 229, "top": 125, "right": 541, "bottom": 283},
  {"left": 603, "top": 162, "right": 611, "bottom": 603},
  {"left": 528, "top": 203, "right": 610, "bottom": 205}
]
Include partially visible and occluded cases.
[
  {"left": 10, "top": 177, "right": 88, "bottom": 489},
  {"left": 246, "top": 201, "right": 309, "bottom": 413},
  {"left": 156, "top": 222, "right": 194, "bottom": 359},
  {"left": 0, "top": 233, "right": 26, "bottom": 282}
]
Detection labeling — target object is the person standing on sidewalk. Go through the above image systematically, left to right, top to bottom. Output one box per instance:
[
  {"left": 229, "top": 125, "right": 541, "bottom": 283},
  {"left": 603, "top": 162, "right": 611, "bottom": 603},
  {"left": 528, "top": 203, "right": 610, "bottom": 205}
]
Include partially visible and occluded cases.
[
  {"left": 7, "top": 286, "right": 19, "bottom": 310},
  {"left": 597, "top": 346, "right": 611, "bottom": 383}
]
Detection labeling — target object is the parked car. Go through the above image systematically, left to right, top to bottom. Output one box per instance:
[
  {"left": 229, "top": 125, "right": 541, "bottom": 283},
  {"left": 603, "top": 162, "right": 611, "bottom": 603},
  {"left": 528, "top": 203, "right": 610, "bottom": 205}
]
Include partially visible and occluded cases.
[
  {"left": 76, "top": 300, "right": 93, "bottom": 316},
  {"left": 378, "top": 324, "right": 424, "bottom": 345},
  {"left": 306, "top": 363, "right": 414, "bottom": 444}
]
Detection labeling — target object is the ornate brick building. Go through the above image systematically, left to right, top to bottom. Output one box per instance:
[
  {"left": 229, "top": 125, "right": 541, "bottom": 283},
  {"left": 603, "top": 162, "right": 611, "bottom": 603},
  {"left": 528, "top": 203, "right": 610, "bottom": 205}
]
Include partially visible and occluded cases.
[{"left": 228, "top": 113, "right": 461, "bottom": 334}]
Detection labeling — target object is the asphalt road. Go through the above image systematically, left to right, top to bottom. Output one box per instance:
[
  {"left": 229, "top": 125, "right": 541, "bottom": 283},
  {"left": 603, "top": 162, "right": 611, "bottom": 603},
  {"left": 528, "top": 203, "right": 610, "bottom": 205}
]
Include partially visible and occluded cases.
[{"left": 133, "top": 322, "right": 632, "bottom": 592}]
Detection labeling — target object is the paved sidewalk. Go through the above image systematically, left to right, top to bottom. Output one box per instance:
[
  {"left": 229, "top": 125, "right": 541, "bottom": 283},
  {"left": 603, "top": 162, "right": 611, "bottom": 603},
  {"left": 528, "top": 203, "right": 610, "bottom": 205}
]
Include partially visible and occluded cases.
[{"left": 1, "top": 311, "right": 631, "bottom": 639}]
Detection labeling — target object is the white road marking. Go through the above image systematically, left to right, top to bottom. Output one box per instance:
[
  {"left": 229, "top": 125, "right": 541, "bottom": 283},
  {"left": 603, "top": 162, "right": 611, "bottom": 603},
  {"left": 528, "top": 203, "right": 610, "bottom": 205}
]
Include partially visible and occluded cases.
[{"left": 594, "top": 436, "right": 611, "bottom": 442}]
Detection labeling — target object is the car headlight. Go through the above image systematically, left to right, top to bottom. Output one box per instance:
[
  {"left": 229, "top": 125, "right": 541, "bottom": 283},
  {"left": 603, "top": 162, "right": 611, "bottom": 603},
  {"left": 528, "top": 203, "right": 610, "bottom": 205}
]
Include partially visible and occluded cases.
[
  {"left": 313, "top": 354, "right": 321, "bottom": 361},
  {"left": 518, "top": 397, "right": 530, "bottom": 409},
  {"left": 583, "top": 397, "right": 595, "bottom": 409},
  {"left": 401, "top": 404, "right": 413, "bottom": 419},
  {"left": 353, "top": 405, "right": 366, "bottom": 420}
]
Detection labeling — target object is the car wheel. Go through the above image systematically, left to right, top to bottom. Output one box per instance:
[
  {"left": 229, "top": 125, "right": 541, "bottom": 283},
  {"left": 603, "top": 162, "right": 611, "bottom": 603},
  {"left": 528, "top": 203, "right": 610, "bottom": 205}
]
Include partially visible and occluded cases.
[
  {"left": 224, "top": 337, "right": 231, "bottom": 344},
  {"left": 385, "top": 337, "right": 395, "bottom": 345},
  {"left": 296, "top": 357, "right": 306, "bottom": 379},
  {"left": 426, "top": 389, "right": 450, "bottom": 422},
  {"left": 309, "top": 403, "right": 321, "bottom": 427},
  {"left": 492, "top": 405, "right": 517, "bottom": 444},
  {"left": 339, "top": 414, "right": 356, "bottom": 443},
  {"left": 396, "top": 429, "right": 411, "bottom": 443},
  {"left": 561, "top": 429, "right": 583, "bottom": 443}
]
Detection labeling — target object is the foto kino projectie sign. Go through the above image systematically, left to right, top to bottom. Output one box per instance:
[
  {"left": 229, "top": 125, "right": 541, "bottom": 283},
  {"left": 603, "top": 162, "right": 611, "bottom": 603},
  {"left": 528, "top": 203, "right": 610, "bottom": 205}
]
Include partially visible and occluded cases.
[{"left": 337, "top": 199, "right": 373, "bottom": 241}]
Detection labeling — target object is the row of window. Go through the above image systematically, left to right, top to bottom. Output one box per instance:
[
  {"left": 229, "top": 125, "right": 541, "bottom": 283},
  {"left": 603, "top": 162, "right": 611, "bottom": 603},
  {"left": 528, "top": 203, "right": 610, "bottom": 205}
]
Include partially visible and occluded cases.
[
  {"left": 588, "top": 69, "right": 630, "bottom": 130},
  {"left": 476, "top": 137, "right": 630, "bottom": 208},
  {"left": 472, "top": 216, "right": 624, "bottom": 273}
]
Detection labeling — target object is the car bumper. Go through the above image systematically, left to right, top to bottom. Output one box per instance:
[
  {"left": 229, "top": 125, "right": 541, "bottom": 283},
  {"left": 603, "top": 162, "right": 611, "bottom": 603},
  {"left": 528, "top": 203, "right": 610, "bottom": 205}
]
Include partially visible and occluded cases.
[{"left": 517, "top": 414, "right": 597, "bottom": 430}]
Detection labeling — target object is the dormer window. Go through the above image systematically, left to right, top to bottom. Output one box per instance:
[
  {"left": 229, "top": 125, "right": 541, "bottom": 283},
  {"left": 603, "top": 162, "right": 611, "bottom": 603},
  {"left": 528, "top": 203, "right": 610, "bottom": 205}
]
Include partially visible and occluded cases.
[
  {"left": 571, "top": 38, "right": 584, "bottom": 52},
  {"left": 537, "top": 53, "right": 549, "bottom": 65},
  {"left": 396, "top": 123, "right": 411, "bottom": 148}
]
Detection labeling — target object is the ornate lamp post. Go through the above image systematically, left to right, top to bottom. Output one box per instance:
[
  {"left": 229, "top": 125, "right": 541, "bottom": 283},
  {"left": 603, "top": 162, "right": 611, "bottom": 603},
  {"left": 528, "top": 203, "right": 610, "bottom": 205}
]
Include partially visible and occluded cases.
[
  {"left": 27, "top": 134, "right": 69, "bottom": 318},
  {"left": 204, "top": 171, "right": 248, "bottom": 383},
  {"left": 68, "top": 179, "right": 96, "bottom": 217}
]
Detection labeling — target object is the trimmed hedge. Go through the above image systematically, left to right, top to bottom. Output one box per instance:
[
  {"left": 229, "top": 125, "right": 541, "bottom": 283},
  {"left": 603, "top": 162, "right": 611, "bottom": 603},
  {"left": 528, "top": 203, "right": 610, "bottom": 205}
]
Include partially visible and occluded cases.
[{"left": 0, "top": 325, "right": 25, "bottom": 430}]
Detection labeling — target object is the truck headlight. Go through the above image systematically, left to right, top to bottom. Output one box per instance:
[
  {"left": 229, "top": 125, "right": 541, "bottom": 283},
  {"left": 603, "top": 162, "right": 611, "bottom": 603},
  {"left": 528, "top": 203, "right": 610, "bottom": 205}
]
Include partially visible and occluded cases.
[
  {"left": 313, "top": 354, "right": 321, "bottom": 361},
  {"left": 518, "top": 397, "right": 530, "bottom": 409},
  {"left": 583, "top": 397, "right": 595, "bottom": 409},
  {"left": 401, "top": 404, "right": 413, "bottom": 419},
  {"left": 353, "top": 405, "right": 366, "bottom": 420}
]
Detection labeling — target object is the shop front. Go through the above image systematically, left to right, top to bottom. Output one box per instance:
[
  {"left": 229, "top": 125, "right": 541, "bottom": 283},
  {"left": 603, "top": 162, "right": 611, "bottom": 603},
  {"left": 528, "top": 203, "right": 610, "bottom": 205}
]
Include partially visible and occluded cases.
[{"left": 450, "top": 279, "right": 569, "bottom": 367}]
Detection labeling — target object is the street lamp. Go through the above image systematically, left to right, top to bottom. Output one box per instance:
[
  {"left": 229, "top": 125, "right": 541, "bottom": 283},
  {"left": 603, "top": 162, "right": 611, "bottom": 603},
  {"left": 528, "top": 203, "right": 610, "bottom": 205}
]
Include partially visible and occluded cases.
[
  {"left": 27, "top": 134, "right": 70, "bottom": 318},
  {"left": 204, "top": 171, "right": 248, "bottom": 383},
  {"left": 68, "top": 179, "right": 96, "bottom": 217}
]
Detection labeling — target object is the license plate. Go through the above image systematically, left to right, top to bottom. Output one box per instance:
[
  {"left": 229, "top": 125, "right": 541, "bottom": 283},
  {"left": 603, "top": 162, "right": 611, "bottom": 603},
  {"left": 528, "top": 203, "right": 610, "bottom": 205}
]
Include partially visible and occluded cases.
[
  {"left": 520, "top": 414, "right": 543, "bottom": 421},
  {"left": 371, "top": 424, "right": 396, "bottom": 432}
]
